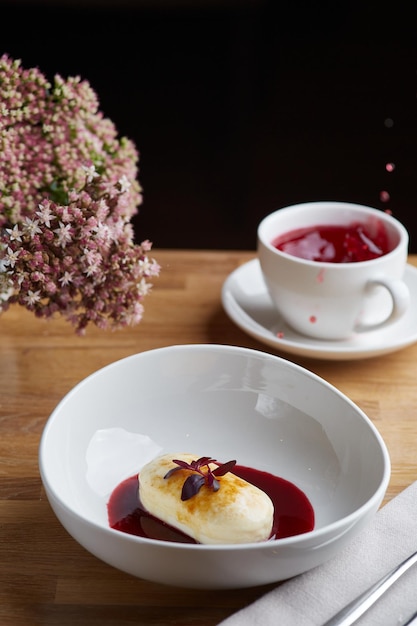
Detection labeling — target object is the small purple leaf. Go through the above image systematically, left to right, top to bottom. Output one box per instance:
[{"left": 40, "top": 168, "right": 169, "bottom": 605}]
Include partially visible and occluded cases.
[
  {"left": 164, "top": 456, "right": 237, "bottom": 501},
  {"left": 195, "top": 456, "right": 213, "bottom": 466},
  {"left": 172, "top": 459, "right": 193, "bottom": 470},
  {"left": 213, "top": 460, "right": 236, "bottom": 476},
  {"left": 164, "top": 467, "right": 180, "bottom": 479},
  {"left": 181, "top": 474, "right": 206, "bottom": 501},
  {"left": 212, "top": 478, "right": 220, "bottom": 492}
]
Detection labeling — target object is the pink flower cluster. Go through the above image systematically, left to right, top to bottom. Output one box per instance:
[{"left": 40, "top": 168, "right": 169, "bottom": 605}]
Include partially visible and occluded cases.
[{"left": 0, "top": 54, "right": 159, "bottom": 334}]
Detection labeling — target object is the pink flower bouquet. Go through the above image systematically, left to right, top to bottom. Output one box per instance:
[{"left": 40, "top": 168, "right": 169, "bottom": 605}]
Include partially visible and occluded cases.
[{"left": 0, "top": 54, "right": 159, "bottom": 334}]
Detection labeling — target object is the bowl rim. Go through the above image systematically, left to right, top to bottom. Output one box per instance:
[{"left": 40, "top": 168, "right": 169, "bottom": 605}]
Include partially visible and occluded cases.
[{"left": 39, "top": 343, "right": 391, "bottom": 551}]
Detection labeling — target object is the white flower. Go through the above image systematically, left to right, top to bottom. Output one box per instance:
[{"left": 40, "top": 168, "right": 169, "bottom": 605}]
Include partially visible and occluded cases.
[
  {"left": 82, "top": 164, "right": 99, "bottom": 183},
  {"left": 118, "top": 175, "right": 131, "bottom": 193},
  {"left": 36, "top": 203, "right": 55, "bottom": 227},
  {"left": 22, "top": 217, "right": 42, "bottom": 239},
  {"left": 93, "top": 221, "right": 111, "bottom": 243},
  {"left": 54, "top": 222, "right": 72, "bottom": 247},
  {"left": 5, "top": 224, "right": 23, "bottom": 242},
  {"left": 5, "top": 246, "right": 20, "bottom": 268},
  {"left": 81, "top": 249, "right": 101, "bottom": 276},
  {"left": 138, "top": 256, "right": 153, "bottom": 274},
  {"left": 84, "top": 262, "right": 101, "bottom": 277},
  {"left": 59, "top": 271, "right": 74, "bottom": 286},
  {"left": 137, "top": 277, "right": 153, "bottom": 296},
  {"left": 24, "top": 290, "right": 41, "bottom": 305}
]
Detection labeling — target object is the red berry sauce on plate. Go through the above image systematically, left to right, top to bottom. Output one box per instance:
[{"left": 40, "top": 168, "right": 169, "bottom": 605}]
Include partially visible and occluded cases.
[{"left": 108, "top": 465, "right": 315, "bottom": 543}]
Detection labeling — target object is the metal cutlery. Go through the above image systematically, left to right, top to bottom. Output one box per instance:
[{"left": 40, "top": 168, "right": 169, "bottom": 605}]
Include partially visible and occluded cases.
[
  {"left": 323, "top": 549, "right": 417, "bottom": 626},
  {"left": 403, "top": 609, "right": 417, "bottom": 625}
]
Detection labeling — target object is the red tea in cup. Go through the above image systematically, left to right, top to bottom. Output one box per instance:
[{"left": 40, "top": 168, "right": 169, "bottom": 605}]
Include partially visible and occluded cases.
[
  {"left": 258, "top": 203, "right": 409, "bottom": 339},
  {"left": 272, "top": 221, "right": 391, "bottom": 263}
]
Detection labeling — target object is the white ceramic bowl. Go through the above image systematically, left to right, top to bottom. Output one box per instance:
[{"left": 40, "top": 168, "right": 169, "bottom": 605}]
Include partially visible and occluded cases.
[{"left": 39, "top": 344, "right": 390, "bottom": 589}]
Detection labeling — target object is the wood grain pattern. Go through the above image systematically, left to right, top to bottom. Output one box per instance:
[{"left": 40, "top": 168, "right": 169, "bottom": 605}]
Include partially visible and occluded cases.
[{"left": 1, "top": 249, "right": 417, "bottom": 626}]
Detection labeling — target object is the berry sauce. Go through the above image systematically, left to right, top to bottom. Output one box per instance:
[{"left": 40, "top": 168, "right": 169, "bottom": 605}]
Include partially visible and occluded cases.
[{"left": 107, "top": 465, "right": 315, "bottom": 543}]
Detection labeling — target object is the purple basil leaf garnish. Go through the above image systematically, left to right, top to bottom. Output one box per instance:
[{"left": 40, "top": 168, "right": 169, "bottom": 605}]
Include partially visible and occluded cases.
[
  {"left": 164, "top": 456, "right": 237, "bottom": 501},
  {"left": 172, "top": 459, "right": 194, "bottom": 470},
  {"left": 213, "top": 459, "right": 236, "bottom": 476},
  {"left": 163, "top": 466, "right": 182, "bottom": 479},
  {"left": 181, "top": 474, "right": 206, "bottom": 501},
  {"left": 212, "top": 478, "right": 220, "bottom": 492}
]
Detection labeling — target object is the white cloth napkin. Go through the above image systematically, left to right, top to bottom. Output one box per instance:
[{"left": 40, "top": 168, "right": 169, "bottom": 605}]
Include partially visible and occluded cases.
[{"left": 218, "top": 480, "right": 417, "bottom": 626}]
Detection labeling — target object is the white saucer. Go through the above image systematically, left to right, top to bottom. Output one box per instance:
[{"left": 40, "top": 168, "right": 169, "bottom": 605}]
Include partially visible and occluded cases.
[{"left": 221, "top": 258, "right": 417, "bottom": 360}]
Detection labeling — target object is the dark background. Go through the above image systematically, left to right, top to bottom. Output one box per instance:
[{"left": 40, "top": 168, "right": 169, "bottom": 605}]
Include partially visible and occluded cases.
[{"left": 2, "top": 0, "right": 417, "bottom": 251}]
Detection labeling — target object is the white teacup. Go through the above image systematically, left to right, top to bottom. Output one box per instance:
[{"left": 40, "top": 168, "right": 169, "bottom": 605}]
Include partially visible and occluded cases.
[{"left": 257, "top": 201, "right": 410, "bottom": 340}]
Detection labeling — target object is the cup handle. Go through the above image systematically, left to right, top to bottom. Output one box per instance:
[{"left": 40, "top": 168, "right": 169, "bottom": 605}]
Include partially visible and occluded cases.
[{"left": 355, "top": 277, "right": 410, "bottom": 333}]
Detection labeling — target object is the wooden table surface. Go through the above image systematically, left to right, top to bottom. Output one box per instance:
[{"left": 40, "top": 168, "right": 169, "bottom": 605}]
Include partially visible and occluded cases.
[{"left": 1, "top": 249, "right": 417, "bottom": 626}]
